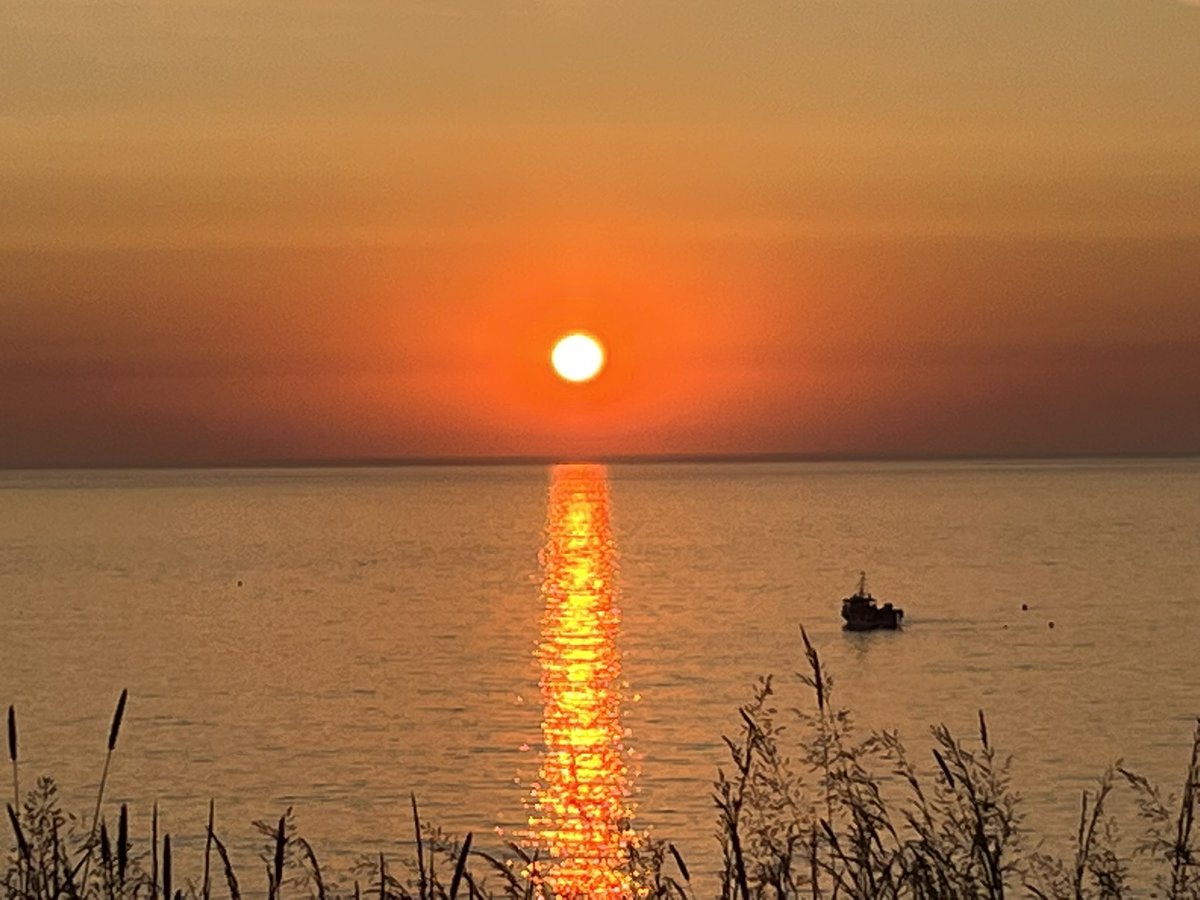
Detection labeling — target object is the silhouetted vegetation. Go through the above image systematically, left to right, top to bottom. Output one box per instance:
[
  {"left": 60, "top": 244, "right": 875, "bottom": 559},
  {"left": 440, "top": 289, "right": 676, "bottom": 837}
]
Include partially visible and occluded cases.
[
  {"left": 711, "top": 630, "right": 1200, "bottom": 899},
  {"left": 5, "top": 634, "right": 1200, "bottom": 899}
]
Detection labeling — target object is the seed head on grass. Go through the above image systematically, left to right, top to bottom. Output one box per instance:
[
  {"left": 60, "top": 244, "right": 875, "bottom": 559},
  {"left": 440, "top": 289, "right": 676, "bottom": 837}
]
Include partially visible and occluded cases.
[{"left": 108, "top": 690, "right": 127, "bottom": 753}]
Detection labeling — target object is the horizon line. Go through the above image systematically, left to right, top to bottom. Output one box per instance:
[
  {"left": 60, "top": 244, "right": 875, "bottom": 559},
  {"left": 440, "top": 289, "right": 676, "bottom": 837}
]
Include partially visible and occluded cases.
[{"left": 2, "top": 449, "right": 1197, "bottom": 472}]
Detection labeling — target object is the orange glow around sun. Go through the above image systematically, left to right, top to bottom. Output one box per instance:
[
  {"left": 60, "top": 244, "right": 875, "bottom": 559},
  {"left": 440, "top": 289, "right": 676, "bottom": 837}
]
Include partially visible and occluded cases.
[
  {"left": 551, "top": 332, "right": 606, "bottom": 383},
  {"left": 528, "top": 464, "right": 636, "bottom": 898}
]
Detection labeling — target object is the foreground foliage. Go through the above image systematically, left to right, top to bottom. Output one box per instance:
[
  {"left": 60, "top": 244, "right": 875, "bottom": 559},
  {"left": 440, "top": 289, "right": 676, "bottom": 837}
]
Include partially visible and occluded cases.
[{"left": 4, "top": 636, "right": 1199, "bottom": 899}]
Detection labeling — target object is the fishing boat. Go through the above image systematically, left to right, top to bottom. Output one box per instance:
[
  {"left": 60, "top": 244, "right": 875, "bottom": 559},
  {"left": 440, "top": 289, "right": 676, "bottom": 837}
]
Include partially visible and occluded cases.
[{"left": 841, "top": 572, "right": 903, "bottom": 631}]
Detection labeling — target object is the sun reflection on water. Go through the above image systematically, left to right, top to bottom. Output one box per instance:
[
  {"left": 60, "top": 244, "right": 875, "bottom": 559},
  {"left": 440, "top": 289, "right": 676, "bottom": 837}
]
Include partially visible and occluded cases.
[{"left": 528, "top": 464, "right": 637, "bottom": 898}]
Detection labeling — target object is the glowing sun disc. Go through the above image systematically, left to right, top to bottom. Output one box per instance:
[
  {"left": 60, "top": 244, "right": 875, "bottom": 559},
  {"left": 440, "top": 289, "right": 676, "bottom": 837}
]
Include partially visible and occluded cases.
[{"left": 551, "top": 333, "right": 606, "bottom": 383}]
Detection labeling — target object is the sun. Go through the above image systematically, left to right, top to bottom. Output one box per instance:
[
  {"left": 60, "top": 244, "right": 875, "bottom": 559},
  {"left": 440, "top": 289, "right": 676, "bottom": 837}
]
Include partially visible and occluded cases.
[{"left": 551, "top": 332, "right": 606, "bottom": 383}]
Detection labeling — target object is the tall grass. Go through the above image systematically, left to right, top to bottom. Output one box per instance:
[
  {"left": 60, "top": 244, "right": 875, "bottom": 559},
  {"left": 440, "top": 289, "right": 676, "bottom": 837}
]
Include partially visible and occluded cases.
[{"left": 4, "top": 637, "right": 1199, "bottom": 899}]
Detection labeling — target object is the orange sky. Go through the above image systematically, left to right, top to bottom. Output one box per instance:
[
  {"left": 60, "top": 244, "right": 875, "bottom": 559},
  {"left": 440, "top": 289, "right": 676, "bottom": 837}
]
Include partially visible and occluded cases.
[{"left": 2, "top": 1, "right": 1199, "bottom": 466}]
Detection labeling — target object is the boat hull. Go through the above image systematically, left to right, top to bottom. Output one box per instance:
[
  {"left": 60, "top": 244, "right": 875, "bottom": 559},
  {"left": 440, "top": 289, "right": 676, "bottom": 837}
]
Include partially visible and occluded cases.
[{"left": 841, "top": 597, "right": 904, "bottom": 631}]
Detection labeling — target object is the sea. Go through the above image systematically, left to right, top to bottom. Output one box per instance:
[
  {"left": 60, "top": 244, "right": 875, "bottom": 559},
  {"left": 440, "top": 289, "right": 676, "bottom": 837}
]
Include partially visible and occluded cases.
[{"left": 1, "top": 458, "right": 1198, "bottom": 891}]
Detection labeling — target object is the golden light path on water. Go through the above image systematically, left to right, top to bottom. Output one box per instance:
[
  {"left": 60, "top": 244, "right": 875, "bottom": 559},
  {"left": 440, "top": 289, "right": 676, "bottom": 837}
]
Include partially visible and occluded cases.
[{"left": 528, "top": 464, "right": 637, "bottom": 898}]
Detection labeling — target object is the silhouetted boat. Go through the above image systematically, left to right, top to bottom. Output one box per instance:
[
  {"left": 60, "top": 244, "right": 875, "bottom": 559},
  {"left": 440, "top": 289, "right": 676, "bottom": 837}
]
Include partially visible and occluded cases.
[{"left": 841, "top": 572, "right": 904, "bottom": 631}]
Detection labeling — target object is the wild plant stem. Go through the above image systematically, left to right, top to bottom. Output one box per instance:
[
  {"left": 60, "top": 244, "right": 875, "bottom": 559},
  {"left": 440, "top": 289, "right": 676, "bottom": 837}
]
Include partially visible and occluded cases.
[
  {"left": 82, "top": 690, "right": 128, "bottom": 891},
  {"left": 7, "top": 705, "right": 17, "bottom": 819},
  {"left": 1170, "top": 720, "right": 1200, "bottom": 897},
  {"left": 412, "top": 793, "right": 427, "bottom": 900},
  {"left": 202, "top": 799, "right": 214, "bottom": 900},
  {"left": 151, "top": 802, "right": 159, "bottom": 900}
]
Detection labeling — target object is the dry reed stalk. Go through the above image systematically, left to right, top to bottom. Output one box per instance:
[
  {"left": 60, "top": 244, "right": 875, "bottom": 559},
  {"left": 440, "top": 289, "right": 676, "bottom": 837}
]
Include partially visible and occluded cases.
[
  {"left": 799, "top": 625, "right": 834, "bottom": 833},
  {"left": 799, "top": 628, "right": 825, "bottom": 714},
  {"left": 715, "top": 685, "right": 769, "bottom": 900},
  {"left": 81, "top": 689, "right": 128, "bottom": 891},
  {"left": 90, "top": 691, "right": 128, "bottom": 834},
  {"left": 7, "top": 705, "right": 17, "bottom": 817},
  {"left": 1169, "top": 719, "right": 1200, "bottom": 897},
  {"left": 932, "top": 748, "right": 955, "bottom": 789},
  {"left": 1060, "top": 765, "right": 1124, "bottom": 900},
  {"left": 1074, "top": 789, "right": 1097, "bottom": 897},
  {"left": 411, "top": 793, "right": 426, "bottom": 900},
  {"left": 202, "top": 799, "right": 214, "bottom": 900},
  {"left": 7, "top": 800, "right": 31, "bottom": 896},
  {"left": 6, "top": 801, "right": 31, "bottom": 873},
  {"left": 151, "top": 802, "right": 159, "bottom": 900},
  {"left": 117, "top": 803, "right": 128, "bottom": 891},
  {"left": 271, "top": 814, "right": 286, "bottom": 900},
  {"left": 52, "top": 816, "right": 65, "bottom": 898},
  {"left": 57, "top": 816, "right": 81, "bottom": 900},
  {"left": 99, "top": 820, "right": 113, "bottom": 899},
  {"left": 809, "top": 822, "right": 820, "bottom": 900},
  {"left": 208, "top": 824, "right": 242, "bottom": 900},
  {"left": 448, "top": 832, "right": 472, "bottom": 899},
  {"left": 162, "top": 833, "right": 172, "bottom": 900},
  {"left": 295, "top": 836, "right": 326, "bottom": 900},
  {"left": 668, "top": 843, "right": 690, "bottom": 885},
  {"left": 471, "top": 847, "right": 528, "bottom": 896}
]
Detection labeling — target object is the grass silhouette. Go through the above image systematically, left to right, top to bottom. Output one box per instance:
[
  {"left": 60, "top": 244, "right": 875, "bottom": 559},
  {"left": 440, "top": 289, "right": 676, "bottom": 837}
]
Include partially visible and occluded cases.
[{"left": 4, "top": 637, "right": 1199, "bottom": 899}]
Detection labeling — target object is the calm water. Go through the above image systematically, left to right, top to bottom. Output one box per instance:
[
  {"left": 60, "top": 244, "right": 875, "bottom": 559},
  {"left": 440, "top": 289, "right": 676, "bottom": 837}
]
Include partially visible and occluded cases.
[{"left": 2, "top": 459, "right": 1199, "bottom": 887}]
